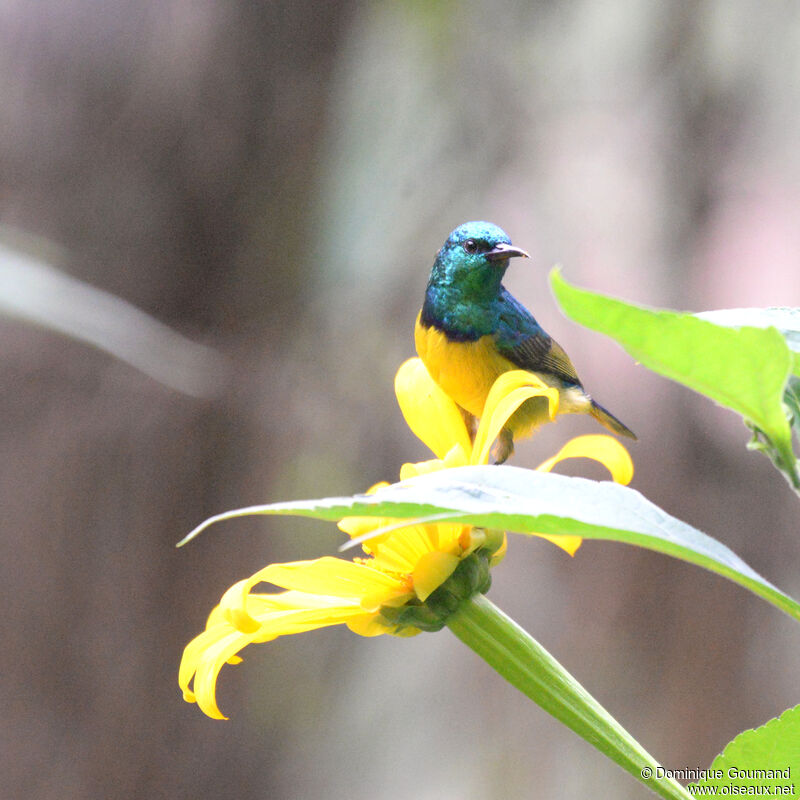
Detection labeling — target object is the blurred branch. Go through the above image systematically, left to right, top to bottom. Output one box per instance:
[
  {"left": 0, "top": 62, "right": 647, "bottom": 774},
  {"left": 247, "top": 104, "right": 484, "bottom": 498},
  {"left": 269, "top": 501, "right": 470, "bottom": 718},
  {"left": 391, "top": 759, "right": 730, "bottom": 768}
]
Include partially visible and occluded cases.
[{"left": 0, "top": 235, "right": 228, "bottom": 398}]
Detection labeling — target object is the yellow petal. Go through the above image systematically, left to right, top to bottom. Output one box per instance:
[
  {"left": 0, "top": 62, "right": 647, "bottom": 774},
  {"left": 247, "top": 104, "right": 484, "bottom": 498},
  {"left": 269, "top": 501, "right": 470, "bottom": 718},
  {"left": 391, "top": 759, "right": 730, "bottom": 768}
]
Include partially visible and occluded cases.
[
  {"left": 395, "top": 358, "right": 472, "bottom": 459},
  {"left": 471, "top": 371, "right": 559, "bottom": 465},
  {"left": 536, "top": 434, "right": 633, "bottom": 484},
  {"left": 442, "top": 443, "right": 469, "bottom": 469},
  {"left": 398, "top": 445, "right": 469, "bottom": 480},
  {"left": 399, "top": 459, "right": 443, "bottom": 480},
  {"left": 337, "top": 482, "right": 391, "bottom": 539},
  {"left": 337, "top": 514, "right": 391, "bottom": 540},
  {"left": 431, "top": 522, "right": 469, "bottom": 554},
  {"left": 369, "top": 524, "right": 438, "bottom": 573},
  {"left": 489, "top": 532, "right": 508, "bottom": 565},
  {"left": 536, "top": 533, "right": 583, "bottom": 556},
  {"left": 412, "top": 551, "right": 461, "bottom": 601},
  {"left": 211, "top": 557, "right": 409, "bottom": 633},
  {"left": 256, "top": 557, "right": 408, "bottom": 607},
  {"left": 220, "top": 578, "right": 262, "bottom": 633},
  {"left": 217, "top": 580, "right": 366, "bottom": 635},
  {"left": 185, "top": 600, "right": 374, "bottom": 719},
  {"left": 247, "top": 600, "right": 370, "bottom": 640},
  {"left": 205, "top": 603, "right": 228, "bottom": 630},
  {"left": 346, "top": 614, "right": 398, "bottom": 637},
  {"left": 179, "top": 623, "right": 228, "bottom": 704},
  {"left": 191, "top": 628, "right": 260, "bottom": 719}
]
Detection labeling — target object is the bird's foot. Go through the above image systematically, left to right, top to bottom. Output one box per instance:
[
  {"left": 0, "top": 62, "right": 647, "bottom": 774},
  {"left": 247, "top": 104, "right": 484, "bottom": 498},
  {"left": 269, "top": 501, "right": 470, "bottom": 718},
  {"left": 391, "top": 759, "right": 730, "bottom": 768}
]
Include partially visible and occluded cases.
[
  {"left": 460, "top": 408, "right": 479, "bottom": 443},
  {"left": 491, "top": 428, "right": 514, "bottom": 465}
]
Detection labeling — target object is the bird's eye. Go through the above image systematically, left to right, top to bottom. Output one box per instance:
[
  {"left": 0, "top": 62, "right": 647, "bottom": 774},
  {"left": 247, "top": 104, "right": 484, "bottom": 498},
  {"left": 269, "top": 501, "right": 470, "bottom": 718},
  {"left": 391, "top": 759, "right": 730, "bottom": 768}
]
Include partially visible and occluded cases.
[{"left": 463, "top": 239, "right": 478, "bottom": 254}]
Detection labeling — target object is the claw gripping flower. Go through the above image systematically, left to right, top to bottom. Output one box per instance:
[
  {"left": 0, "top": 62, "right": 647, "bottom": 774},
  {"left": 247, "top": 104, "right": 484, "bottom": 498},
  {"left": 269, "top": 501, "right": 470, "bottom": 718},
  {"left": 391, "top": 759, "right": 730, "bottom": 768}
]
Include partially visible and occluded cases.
[{"left": 179, "top": 359, "right": 632, "bottom": 719}]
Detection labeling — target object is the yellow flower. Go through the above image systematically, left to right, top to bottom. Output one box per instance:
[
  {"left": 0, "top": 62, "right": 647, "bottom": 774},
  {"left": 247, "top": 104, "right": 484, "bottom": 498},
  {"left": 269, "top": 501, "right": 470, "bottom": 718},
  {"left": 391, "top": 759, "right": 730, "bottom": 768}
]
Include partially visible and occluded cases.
[
  {"left": 179, "top": 358, "right": 633, "bottom": 719},
  {"left": 391, "top": 358, "right": 633, "bottom": 556},
  {"left": 180, "top": 533, "right": 495, "bottom": 719}
]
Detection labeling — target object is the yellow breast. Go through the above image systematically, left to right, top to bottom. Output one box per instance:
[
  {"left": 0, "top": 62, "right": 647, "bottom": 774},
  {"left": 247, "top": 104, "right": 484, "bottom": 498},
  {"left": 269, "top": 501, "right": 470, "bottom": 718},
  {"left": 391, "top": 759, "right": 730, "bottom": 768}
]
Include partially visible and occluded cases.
[
  {"left": 414, "top": 311, "right": 583, "bottom": 439},
  {"left": 414, "top": 312, "right": 510, "bottom": 418}
]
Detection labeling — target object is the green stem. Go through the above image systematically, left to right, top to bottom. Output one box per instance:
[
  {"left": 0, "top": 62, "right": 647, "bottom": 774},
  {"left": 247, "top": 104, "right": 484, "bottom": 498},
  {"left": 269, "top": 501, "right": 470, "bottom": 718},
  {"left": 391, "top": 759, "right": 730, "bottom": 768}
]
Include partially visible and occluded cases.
[{"left": 447, "top": 594, "right": 692, "bottom": 800}]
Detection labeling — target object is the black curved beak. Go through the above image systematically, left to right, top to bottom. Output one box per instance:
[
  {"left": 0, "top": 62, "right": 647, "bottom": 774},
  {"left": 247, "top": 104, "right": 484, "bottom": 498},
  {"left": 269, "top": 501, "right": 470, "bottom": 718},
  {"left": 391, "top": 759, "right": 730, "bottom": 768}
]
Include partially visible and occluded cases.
[{"left": 485, "top": 242, "right": 530, "bottom": 262}]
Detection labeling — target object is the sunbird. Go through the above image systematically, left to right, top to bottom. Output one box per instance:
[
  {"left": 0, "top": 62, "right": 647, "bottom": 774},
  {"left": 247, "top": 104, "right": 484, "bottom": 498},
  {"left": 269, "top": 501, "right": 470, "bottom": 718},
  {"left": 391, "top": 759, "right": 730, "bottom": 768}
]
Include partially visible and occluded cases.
[{"left": 415, "top": 221, "right": 635, "bottom": 463}]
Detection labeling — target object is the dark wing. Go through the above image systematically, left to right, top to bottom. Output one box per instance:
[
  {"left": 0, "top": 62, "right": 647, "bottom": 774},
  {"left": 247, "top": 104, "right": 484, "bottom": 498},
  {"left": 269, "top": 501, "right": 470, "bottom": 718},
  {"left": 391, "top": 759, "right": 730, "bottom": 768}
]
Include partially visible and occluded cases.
[
  {"left": 495, "top": 289, "right": 582, "bottom": 387},
  {"left": 499, "top": 330, "right": 582, "bottom": 386}
]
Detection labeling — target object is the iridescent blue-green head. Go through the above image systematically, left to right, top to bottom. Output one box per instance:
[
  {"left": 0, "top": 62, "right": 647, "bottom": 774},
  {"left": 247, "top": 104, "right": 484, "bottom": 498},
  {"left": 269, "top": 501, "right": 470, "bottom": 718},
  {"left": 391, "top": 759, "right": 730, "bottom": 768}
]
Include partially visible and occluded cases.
[
  {"left": 420, "top": 221, "right": 529, "bottom": 339},
  {"left": 426, "top": 221, "right": 529, "bottom": 301}
]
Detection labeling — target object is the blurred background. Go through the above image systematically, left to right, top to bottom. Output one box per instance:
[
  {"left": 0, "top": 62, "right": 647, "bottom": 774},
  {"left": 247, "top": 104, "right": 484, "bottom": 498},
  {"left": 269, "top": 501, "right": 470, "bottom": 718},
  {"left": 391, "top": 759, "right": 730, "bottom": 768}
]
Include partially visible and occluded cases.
[{"left": 2, "top": 2, "right": 800, "bottom": 798}]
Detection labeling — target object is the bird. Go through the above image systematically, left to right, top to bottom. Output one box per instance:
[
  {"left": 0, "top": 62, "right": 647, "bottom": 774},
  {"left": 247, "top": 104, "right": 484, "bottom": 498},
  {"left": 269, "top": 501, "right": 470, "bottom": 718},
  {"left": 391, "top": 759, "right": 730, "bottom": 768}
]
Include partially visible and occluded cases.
[{"left": 415, "top": 220, "right": 635, "bottom": 463}]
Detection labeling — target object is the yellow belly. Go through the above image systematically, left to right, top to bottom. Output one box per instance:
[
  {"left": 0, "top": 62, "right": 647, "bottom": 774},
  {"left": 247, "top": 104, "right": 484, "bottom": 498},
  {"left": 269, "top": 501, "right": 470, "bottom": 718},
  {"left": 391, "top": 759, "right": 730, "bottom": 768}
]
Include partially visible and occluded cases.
[
  {"left": 414, "top": 312, "right": 589, "bottom": 439},
  {"left": 415, "top": 316, "right": 506, "bottom": 417}
]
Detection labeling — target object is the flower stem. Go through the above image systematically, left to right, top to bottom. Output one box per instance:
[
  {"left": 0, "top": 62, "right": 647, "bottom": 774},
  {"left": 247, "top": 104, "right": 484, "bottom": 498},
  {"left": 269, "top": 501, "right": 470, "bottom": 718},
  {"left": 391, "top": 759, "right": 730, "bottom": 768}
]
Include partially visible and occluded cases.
[{"left": 446, "top": 594, "right": 692, "bottom": 800}]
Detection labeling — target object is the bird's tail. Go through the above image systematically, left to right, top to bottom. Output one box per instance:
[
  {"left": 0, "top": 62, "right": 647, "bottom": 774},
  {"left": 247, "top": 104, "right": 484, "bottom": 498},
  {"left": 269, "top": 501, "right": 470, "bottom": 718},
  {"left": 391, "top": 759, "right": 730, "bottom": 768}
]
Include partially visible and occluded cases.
[{"left": 590, "top": 400, "right": 637, "bottom": 440}]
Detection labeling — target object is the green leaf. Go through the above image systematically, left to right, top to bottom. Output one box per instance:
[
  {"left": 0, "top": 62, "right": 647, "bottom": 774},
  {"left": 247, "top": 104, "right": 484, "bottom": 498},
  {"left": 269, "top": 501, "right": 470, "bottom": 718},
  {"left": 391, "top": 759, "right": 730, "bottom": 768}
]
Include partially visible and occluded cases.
[
  {"left": 549, "top": 269, "right": 800, "bottom": 491},
  {"left": 698, "top": 307, "right": 800, "bottom": 365},
  {"left": 786, "top": 377, "right": 800, "bottom": 439},
  {"left": 179, "top": 465, "right": 800, "bottom": 625},
  {"left": 690, "top": 705, "right": 800, "bottom": 796}
]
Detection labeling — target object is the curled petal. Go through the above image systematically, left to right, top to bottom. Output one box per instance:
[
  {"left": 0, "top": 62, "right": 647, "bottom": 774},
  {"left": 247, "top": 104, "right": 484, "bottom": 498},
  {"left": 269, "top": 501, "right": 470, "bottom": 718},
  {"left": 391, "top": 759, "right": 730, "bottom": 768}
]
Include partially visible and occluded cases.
[
  {"left": 395, "top": 358, "right": 472, "bottom": 460},
  {"left": 472, "top": 371, "right": 559, "bottom": 465},
  {"left": 531, "top": 434, "right": 633, "bottom": 556},
  {"left": 536, "top": 434, "right": 634, "bottom": 484},
  {"left": 211, "top": 557, "right": 409, "bottom": 645},
  {"left": 220, "top": 579, "right": 262, "bottom": 633},
  {"left": 182, "top": 597, "right": 374, "bottom": 719},
  {"left": 179, "top": 623, "right": 230, "bottom": 704},
  {"left": 187, "top": 627, "right": 262, "bottom": 719}
]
